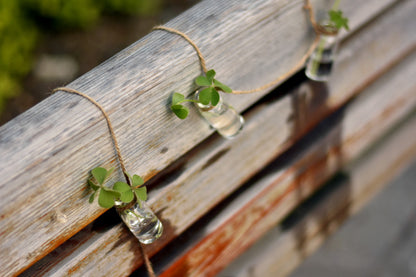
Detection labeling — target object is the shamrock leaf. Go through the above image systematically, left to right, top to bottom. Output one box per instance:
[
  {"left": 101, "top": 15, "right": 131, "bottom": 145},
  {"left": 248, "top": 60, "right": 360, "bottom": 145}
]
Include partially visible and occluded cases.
[
  {"left": 328, "top": 10, "right": 349, "bottom": 31},
  {"left": 206, "top": 69, "right": 216, "bottom": 83},
  {"left": 195, "top": 75, "right": 211, "bottom": 86},
  {"left": 214, "top": 79, "right": 232, "bottom": 93},
  {"left": 198, "top": 87, "right": 213, "bottom": 105},
  {"left": 211, "top": 89, "right": 220, "bottom": 106},
  {"left": 172, "top": 92, "right": 185, "bottom": 106},
  {"left": 171, "top": 104, "right": 189, "bottom": 119},
  {"left": 91, "top": 167, "right": 108, "bottom": 184},
  {"left": 91, "top": 167, "right": 114, "bottom": 185},
  {"left": 132, "top": 175, "right": 144, "bottom": 188},
  {"left": 88, "top": 179, "right": 100, "bottom": 191},
  {"left": 113, "top": 181, "right": 131, "bottom": 193},
  {"left": 113, "top": 181, "right": 135, "bottom": 203},
  {"left": 135, "top": 186, "right": 147, "bottom": 201},
  {"left": 98, "top": 189, "right": 120, "bottom": 208},
  {"left": 120, "top": 190, "right": 135, "bottom": 203},
  {"left": 89, "top": 191, "right": 97, "bottom": 203}
]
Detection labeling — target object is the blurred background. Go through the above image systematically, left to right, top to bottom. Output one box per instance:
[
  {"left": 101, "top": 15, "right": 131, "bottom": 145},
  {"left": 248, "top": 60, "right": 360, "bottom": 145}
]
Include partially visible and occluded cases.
[{"left": 0, "top": 0, "right": 198, "bottom": 125}]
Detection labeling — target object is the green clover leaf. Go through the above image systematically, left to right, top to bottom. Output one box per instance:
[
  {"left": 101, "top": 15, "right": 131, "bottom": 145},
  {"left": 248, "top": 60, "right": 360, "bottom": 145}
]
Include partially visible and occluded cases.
[
  {"left": 328, "top": 10, "right": 349, "bottom": 31},
  {"left": 206, "top": 69, "right": 216, "bottom": 83},
  {"left": 195, "top": 75, "right": 211, "bottom": 86},
  {"left": 213, "top": 79, "right": 232, "bottom": 93},
  {"left": 211, "top": 89, "right": 220, "bottom": 106},
  {"left": 172, "top": 92, "right": 185, "bottom": 106},
  {"left": 171, "top": 104, "right": 189, "bottom": 119},
  {"left": 91, "top": 167, "right": 108, "bottom": 184},
  {"left": 132, "top": 175, "right": 144, "bottom": 188},
  {"left": 88, "top": 179, "right": 100, "bottom": 191},
  {"left": 135, "top": 186, "right": 147, "bottom": 201},
  {"left": 98, "top": 189, "right": 120, "bottom": 208},
  {"left": 89, "top": 191, "right": 97, "bottom": 203}
]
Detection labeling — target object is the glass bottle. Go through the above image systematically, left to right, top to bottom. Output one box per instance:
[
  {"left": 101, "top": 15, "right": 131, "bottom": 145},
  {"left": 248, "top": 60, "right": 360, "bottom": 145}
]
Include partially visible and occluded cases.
[
  {"left": 305, "top": 22, "right": 339, "bottom": 82},
  {"left": 194, "top": 90, "right": 244, "bottom": 139},
  {"left": 115, "top": 199, "right": 163, "bottom": 244}
]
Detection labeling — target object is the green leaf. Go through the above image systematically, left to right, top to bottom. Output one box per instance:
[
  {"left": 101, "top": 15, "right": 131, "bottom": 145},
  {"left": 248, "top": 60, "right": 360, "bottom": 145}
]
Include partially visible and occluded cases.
[
  {"left": 328, "top": 10, "right": 349, "bottom": 31},
  {"left": 206, "top": 69, "right": 216, "bottom": 83},
  {"left": 195, "top": 75, "right": 211, "bottom": 86},
  {"left": 213, "top": 79, "right": 232, "bottom": 93},
  {"left": 198, "top": 87, "right": 212, "bottom": 105},
  {"left": 211, "top": 89, "right": 220, "bottom": 106},
  {"left": 172, "top": 92, "right": 185, "bottom": 105},
  {"left": 171, "top": 104, "right": 189, "bottom": 119},
  {"left": 91, "top": 167, "right": 108, "bottom": 185},
  {"left": 107, "top": 167, "right": 115, "bottom": 177},
  {"left": 132, "top": 175, "right": 144, "bottom": 188},
  {"left": 88, "top": 179, "right": 100, "bottom": 191},
  {"left": 113, "top": 181, "right": 131, "bottom": 193},
  {"left": 101, "top": 186, "right": 121, "bottom": 196},
  {"left": 135, "top": 186, "right": 147, "bottom": 201},
  {"left": 98, "top": 189, "right": 117, "bottom": 208},
  {"left": 120, "top": 190, "right": 135, "bottom": 203},
  {"left": 89, "top": 191, "right": 96, "bottom": 203}
]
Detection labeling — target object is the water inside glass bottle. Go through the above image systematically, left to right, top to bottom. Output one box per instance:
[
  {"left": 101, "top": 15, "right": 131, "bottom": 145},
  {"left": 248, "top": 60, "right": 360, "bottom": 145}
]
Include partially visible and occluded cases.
[
  {"left": 194, "top": 91, "right": 244, "bottom": 138},
  {"left": 116, "top": 200, "right": 163, "bottom": 244}
]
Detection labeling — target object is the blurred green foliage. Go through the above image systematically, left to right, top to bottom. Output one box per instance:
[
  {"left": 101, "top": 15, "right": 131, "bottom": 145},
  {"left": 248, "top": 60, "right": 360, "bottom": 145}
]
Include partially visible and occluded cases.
[{"left": 0, "top": 0, "right": 161, "bottom": 115}]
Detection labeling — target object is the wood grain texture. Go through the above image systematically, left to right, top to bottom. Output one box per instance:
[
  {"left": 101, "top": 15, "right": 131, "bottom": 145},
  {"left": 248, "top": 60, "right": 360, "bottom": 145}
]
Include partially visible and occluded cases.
[
  {"left": 17, "top": 1, "right": 416, "bottom": 276},
  {"left": 23, "top": 9, "right": 416, "bottom": 277},
  {"left": 158, "top": 52, "right": 416, "bottom": 277},
  {"left": 218, "top": 114, "right": 416, "bottom": 277}
]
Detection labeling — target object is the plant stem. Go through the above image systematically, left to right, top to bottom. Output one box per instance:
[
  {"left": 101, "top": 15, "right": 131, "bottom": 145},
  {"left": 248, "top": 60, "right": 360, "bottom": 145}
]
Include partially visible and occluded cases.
[
  {"left": 332, "top": 0, "right": 341, "bottom": 10},
  {"left": 310, "top": 37, "right": 326, "bottom": 76},
  {"left": 179, "top": 99, "right": 200, "bottom": 104}
]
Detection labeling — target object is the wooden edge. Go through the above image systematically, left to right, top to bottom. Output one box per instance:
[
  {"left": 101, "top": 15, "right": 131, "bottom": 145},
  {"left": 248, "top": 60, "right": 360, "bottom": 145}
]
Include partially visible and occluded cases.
[
  {"left": 155, "top": 58, "right": 416, "bottom": 276},
  {"left": 219, "top": 115, "right": 416, "bottom": 277}
]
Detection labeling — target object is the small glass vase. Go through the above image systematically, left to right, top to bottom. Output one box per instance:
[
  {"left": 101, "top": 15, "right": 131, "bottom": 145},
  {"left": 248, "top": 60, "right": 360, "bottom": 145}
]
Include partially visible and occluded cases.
[
  {"left": 305, "top": 22, "right": 339, "bottom": 82},
  {"left": 194, "top": 90, "right": 244, "bottom": 139},
  {"left": 115, "top": 199, "right": 163, "bottom": 244}
]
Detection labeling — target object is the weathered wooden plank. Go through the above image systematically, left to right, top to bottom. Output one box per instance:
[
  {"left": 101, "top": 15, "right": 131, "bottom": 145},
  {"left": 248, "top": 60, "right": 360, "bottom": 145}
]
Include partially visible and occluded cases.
[
  {"left": 0, "top": 0, "right": 405, "bottom": 275},
  {"left": 22, "top": 5, "right": 416, "bottom": 275},
  {"left": 157, "top": 54, "right": 416, "bottom": 277},
  {"left": 218, "top": 115, "right": 416, "bottom": 277}
]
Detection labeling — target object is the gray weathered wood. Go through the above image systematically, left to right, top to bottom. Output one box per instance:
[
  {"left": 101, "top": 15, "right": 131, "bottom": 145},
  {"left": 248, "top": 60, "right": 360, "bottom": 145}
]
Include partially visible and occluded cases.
[
  {"left": 0, "top": 0, "right": 405, "bottom": 275},
  {"left": 22, "top": 3, "right": 416, "bottom": 274},
  {"left": 155, "top": 50, "right": 416, "bottom": 276},
  {"left": 218, "top": 114, "right": 416, "bottom": 277}
]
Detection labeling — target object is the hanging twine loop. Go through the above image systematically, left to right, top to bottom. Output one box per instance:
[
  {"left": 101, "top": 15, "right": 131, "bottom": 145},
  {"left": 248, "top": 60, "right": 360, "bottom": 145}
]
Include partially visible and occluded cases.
[
  {"left": 152, "top": 0, "right": 321, "bottom": 95},
  {"left": 153, "top": 25, "right": 208, "bottom": 74},
  {"left": 52, "top": 87, "right": 156, "bottom": 277}
]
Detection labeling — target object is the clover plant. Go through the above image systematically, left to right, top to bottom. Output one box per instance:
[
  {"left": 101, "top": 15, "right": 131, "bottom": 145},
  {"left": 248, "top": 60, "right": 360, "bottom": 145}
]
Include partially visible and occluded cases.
[
  {"left": 171, "top": 69, "right": 232, "bottom": 119},
  {"left": 88, "top": 167, "right": 147, "bottom": 208}
]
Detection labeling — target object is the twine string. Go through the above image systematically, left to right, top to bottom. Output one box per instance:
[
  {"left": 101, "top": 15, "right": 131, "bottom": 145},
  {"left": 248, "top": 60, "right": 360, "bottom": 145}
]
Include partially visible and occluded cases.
[
  {"left": 152, "top": 0, "right": 322, "bottom": 94},
  {"left": 304, "top": 0, "right": 338, "bottom": 36},
  {"left": 50, "top": 2, "right": 325, "bottom": 276},
  {"left": 153, "top": 25, "right": 208, "bottom": 74},
  {"left": 52, "top": 87, "right": 156, "bottom": 277}
]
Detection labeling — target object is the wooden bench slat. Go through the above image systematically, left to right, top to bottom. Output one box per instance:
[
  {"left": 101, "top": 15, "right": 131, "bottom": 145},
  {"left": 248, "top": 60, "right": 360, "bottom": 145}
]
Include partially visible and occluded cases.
[
  {"left": 0, "top": 0, "right": 405, "bottom": 275},
  {"left": 21, "top": 1, "right": 416, "bottom": 274},
  {"left": 157, "top": 51, "right": 416, "bottom": 277},
  {"left": 219, "top": 114, "right": 416, "bottom": 277}
]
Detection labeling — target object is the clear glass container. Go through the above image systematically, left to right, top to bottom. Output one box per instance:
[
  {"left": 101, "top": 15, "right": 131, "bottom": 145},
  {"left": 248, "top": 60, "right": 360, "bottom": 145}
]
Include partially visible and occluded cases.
[
  {"left": 305, "top": 23, "right": 339, "bottom": 82},
  {"left": 194, "top": 90, "right": 244, "bottom": 139},
  {"left": 115, "top": 199, "right": 163, "bottom": 244}
]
